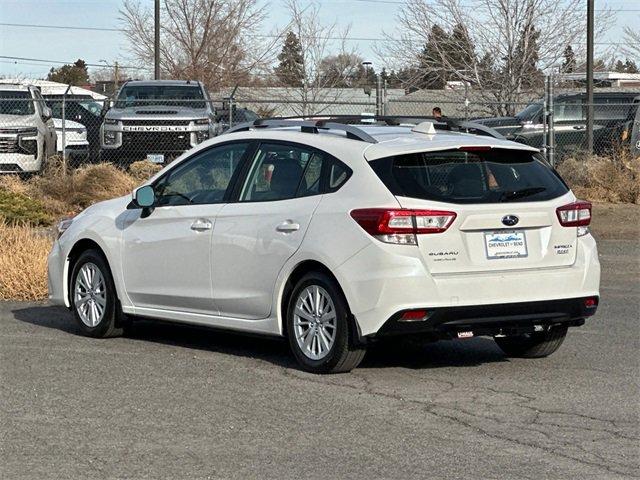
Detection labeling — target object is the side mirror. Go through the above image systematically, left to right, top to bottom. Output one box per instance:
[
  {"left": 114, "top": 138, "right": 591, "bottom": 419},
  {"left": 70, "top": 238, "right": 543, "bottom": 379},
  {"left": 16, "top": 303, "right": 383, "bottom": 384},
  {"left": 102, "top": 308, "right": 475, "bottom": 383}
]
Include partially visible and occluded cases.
[
  {"left": 101, "top": 101, "right": 110, "bottom": 118},
  {"left": 42, "top": 106, "right": 52, "bottom": 122},
  {"left": 133, "top": 185, "right": 155, "bottom": 208}
]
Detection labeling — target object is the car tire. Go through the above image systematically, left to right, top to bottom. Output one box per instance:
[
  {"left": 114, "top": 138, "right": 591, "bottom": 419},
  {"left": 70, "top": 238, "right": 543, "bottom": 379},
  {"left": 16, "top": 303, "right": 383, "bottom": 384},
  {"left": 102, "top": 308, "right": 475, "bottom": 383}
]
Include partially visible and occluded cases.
[
  {"left": 70, "top": 249, "right": 123, "bottom": 338},
  {"left": 286, "top": 272, "right": 366, "bottom": 373},
  {"left": 494, "top": 325, "right": 568, "bottom": 358}
]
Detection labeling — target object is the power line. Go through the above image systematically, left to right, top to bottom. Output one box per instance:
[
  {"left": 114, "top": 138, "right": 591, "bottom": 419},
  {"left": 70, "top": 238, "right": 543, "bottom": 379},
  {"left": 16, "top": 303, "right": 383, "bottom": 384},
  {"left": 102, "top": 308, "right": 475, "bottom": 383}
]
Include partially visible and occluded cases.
[
  {"left": 342, "top": 0, "right": 637, "bottom": 9},
  {"left": 0, "top": 22, "right": 631, "bottom": 45},
  {"left": 0, "top": 55, "right": 151, "bottom": 71},
  {"left": 0, "top": 55, "right": 286, "bottom": 78}
]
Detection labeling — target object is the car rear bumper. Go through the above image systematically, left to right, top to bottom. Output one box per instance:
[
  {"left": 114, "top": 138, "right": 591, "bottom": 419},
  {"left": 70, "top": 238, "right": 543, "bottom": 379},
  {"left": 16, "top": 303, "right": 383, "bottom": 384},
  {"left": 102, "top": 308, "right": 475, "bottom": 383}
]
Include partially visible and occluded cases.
[
  {"left": 336, "top": 233, "right": 600, "bottom": 337},
  {"left": 375, "top": 296, "right": 598, "bottom": 338}
]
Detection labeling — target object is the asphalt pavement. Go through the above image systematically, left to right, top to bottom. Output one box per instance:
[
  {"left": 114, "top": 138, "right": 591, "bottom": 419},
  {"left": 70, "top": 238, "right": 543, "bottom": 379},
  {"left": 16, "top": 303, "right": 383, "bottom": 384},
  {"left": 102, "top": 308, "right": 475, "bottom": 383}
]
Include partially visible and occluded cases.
[{"left": 1, "top": 238, "right": 638, "bottom": 479}]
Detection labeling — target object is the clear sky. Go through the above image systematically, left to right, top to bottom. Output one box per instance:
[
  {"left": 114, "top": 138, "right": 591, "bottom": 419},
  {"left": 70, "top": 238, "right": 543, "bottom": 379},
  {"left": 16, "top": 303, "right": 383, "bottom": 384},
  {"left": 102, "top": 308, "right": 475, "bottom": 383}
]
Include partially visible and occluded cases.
[{"left": 0, "top": 0, "right": 636, "bottom": 80}]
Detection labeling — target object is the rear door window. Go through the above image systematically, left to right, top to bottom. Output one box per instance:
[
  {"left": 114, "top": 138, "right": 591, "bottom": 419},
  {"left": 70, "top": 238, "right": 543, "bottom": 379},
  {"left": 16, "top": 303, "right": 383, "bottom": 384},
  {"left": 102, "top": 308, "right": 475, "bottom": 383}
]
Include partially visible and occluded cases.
[
  {"left": 554, "top": 100, "right": 584, "bottom": 122},
  {"left": 239, "top": 143, "right": 351, "bottom": 201},
  {"left": 370, "top": 149, "right": 569, "bottom": 204}
]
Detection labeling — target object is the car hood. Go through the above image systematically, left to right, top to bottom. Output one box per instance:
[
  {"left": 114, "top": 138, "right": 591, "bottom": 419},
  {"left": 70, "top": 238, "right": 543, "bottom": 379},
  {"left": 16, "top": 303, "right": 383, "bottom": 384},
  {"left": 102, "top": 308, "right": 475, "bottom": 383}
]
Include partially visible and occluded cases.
[
  {"left": 106, "top": 104, "right": 209, "bottom": 121},
  {"left": 0, "top": 113, "right": 38, "bottom": 128},
  {"left": 473, "top": 116, "right": 523, "bottom": 128},
  {"left": 53, "top": 118, "right": 85, "bottom": 130},
  {"left": 78, "top": 194, "right": 132, "bottom": 220}
]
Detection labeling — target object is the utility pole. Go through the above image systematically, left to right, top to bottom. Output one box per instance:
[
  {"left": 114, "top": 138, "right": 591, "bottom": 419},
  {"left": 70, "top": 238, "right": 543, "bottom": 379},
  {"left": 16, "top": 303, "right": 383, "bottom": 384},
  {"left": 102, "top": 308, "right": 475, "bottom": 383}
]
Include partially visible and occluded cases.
[
  {"left": 154, "top": 0, "right": 160, "bottom": 80},
  {"left": 586, "top": 0, "right": 594, "bottom": 154},
  {"left": 114, "top": 61, "right": 119, "bottom": 91},
  {"left": 376, "top": 75, "right": 383, "bottom": 116}
]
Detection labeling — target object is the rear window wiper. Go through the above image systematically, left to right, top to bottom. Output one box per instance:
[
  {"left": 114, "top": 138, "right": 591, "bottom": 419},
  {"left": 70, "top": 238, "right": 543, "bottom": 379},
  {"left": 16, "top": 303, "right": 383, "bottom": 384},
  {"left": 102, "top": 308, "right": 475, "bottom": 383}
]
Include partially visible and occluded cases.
[{"left": 499, "top": 187, "right": 547, "bottom": 201}]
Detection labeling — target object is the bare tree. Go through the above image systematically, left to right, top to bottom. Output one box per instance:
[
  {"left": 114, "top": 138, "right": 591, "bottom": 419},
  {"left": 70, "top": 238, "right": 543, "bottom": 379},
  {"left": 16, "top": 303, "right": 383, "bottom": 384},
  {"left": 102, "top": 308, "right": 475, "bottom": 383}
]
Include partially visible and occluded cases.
[
  {"left": 120, "top": 0, "right": 277, "bottom": 90},
  {"left": 271, "top": 0, "right": 365, "bottom": 116},
  {"left": 381, "top": 0, "right": 613, "bottom": 115},
  {"left": 623, "top": 26, "right": 640, "bottom": 62}
]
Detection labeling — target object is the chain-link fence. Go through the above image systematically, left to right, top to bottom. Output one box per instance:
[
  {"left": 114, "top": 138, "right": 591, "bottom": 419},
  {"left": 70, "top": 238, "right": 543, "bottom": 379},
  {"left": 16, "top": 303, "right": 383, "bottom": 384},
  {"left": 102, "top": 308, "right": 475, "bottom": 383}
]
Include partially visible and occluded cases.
[{"left": 0, "top": 89, "right": 638, "bottom": 175}]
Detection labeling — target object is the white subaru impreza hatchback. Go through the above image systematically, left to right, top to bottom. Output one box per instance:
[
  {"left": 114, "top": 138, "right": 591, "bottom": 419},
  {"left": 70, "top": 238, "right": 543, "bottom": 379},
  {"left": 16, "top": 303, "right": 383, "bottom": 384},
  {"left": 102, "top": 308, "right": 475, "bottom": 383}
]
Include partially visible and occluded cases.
[{"left": 48, "top": 118, "right": 600, "bottom": 373}]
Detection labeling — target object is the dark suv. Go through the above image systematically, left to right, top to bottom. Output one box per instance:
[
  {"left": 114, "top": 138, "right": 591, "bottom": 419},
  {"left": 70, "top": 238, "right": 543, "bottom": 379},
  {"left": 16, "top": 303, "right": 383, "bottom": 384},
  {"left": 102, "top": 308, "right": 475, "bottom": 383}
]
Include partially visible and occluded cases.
[{"left": 475, "top": 92, "right": 640, "bottom": 157}]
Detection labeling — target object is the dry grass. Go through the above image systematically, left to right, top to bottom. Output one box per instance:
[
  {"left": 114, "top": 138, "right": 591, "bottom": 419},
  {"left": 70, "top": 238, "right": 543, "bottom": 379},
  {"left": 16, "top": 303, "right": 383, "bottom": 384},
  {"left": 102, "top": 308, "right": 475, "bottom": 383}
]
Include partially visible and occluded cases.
[
  {"left": 558, "top": 150, "right": 640, "bottom": 204},
  {"left": 31, "top": 158, "right": 138, "bottom": 218},
  {"left": 128, "top": 160, "right": 164, "bottom": 182},
  {"left": 0, "top": 223, "right": 53, "bottom": 301}
]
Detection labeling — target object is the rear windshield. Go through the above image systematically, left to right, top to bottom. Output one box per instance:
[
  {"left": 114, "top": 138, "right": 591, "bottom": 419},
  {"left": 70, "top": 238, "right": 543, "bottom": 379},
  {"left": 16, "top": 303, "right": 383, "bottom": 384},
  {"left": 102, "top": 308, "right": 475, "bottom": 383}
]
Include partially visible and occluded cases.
[{"left": 370, "top": 149, "right": 569, "bottom": 204}]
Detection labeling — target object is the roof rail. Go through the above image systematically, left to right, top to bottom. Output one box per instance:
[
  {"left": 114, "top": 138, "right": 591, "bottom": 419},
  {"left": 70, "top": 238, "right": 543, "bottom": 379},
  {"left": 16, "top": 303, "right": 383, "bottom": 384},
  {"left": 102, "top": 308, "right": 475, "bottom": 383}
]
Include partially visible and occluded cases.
[
  {"left": 225, "top": 115, "right": 505, "bottom": 142},
  {"left": 295, "top": 115, "right": 506, "bottom": 140},
  {"left": 226, "top": 119, "right": 379, "bottom": 143}
]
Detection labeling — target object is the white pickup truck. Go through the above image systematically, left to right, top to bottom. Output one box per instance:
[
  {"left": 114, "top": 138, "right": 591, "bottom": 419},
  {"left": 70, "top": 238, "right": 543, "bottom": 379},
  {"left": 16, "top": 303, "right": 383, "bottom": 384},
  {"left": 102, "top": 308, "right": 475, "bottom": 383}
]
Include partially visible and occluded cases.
[{"left": 0, "top": 84, "right": 56, "bottom": 175}]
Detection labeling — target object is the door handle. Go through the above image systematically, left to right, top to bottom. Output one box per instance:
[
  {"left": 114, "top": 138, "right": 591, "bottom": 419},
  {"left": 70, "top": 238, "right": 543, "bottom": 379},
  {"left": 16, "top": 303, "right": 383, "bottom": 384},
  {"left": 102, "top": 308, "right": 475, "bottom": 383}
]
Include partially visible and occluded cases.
[
  {"left": 573, "top": 125, "right": 586, "bottom": 130},
  {"left": 191, "top": 219, "right": 212, "bottom": 231},
  {"left": 276, "top": 221, "right": 300, "bottom": 233}
]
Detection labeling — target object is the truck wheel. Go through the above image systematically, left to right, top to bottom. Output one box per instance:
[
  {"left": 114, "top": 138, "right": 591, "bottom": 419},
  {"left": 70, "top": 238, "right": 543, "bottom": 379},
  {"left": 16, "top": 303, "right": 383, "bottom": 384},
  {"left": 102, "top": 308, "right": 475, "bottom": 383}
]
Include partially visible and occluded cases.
[
  {"left": 286, "top": 272, "right": 366, "bottom": 373},
  {"left": 494, "top": 325, "right": 568, "bottom": 358}
]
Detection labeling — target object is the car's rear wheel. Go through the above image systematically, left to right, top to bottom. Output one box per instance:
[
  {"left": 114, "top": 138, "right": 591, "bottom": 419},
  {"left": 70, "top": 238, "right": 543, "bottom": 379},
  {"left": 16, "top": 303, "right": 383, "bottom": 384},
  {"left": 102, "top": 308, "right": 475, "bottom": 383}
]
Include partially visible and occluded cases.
[
  {"left": 70, "top": 250, "right": 123, "bottom": 338},
  {"left": 286, "top": 272, "right": 366, "bottom": 373},
  {"left": 494, "top": 325, "right": 568, "bottom": 358}
]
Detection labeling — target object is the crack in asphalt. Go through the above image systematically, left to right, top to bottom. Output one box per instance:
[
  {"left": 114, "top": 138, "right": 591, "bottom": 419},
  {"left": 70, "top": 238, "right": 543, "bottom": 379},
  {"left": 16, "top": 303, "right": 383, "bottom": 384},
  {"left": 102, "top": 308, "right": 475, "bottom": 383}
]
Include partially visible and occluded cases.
[{"left": 280, "top": 367, "right": 638, "bottom": 478}]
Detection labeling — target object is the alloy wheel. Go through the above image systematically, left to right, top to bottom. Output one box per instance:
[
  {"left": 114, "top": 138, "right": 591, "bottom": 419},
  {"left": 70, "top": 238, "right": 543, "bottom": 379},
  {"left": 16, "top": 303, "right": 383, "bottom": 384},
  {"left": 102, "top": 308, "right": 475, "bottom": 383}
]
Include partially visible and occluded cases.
[
  {"left": 74, "top": 262, "right": 107, "bottom": 327},
  {"left": 293, "top": 285, "right": 337, "bottom": 360}
]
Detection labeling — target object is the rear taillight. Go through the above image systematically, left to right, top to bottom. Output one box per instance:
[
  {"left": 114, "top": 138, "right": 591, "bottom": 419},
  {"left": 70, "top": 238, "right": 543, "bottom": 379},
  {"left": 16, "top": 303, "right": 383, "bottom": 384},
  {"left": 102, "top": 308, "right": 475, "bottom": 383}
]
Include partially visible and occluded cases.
[
  {"left": 556, "top": 201, "right": 592, "bottom": 227},
  {"left": 350, "top": 208, "right": 456, "bottom": 245}
]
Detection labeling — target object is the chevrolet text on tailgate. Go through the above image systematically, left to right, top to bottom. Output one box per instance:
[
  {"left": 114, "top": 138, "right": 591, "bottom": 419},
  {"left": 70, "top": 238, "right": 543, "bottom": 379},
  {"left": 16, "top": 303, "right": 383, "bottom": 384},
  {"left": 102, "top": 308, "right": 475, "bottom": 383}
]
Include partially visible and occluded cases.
[
  {"left": 100, "top": 79, "right": 217, "bottom": 164},
  {"left": 48, "top": 116, "right": 600, "bottom": 373}
]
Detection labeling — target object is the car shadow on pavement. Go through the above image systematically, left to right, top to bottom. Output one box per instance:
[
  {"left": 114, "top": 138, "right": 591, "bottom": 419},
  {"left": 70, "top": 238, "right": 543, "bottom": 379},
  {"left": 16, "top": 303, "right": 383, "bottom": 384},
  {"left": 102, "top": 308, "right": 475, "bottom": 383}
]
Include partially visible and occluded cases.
[
  {"left": 12, "top": 304, "right": 507, "bottom": 370},
  {"left": 362, "top": 337, "right": 507, "bottom": 369}
]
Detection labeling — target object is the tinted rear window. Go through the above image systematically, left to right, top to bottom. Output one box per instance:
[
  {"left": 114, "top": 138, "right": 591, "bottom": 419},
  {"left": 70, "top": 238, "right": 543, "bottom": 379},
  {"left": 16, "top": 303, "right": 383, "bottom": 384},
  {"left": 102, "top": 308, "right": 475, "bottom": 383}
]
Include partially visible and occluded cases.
[{"left": 370, "top": 149, "right": 569, "bottom": 204}]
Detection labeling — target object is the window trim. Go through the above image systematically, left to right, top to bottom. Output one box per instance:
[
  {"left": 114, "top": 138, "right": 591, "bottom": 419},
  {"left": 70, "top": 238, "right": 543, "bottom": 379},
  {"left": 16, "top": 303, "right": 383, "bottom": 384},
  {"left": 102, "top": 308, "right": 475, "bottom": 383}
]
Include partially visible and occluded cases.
[
  {"left": 149, "top": 139, "right": 257, "bottom": 208},
  {"left": 229, "top": 139, "right": 352, "bottom": 203}
]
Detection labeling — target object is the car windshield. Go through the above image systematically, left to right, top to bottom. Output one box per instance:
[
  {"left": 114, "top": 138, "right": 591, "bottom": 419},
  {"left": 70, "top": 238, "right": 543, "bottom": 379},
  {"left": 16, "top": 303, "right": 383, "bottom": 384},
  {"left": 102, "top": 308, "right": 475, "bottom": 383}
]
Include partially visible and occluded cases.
[
  {"left": 115, "top": 85, "right": 205, "bottom": 108},
  {"left": 0, "top": 91, "right": 35, "bottom": 115},
  {"left": 79, "top": 100, "right": 103, "bottom": 116},
  {"left": 515, "top": 101, "right": 542, "bottom": 122},
  {"left": 370, "top": 148, "right": 569, "bottom": 204}
]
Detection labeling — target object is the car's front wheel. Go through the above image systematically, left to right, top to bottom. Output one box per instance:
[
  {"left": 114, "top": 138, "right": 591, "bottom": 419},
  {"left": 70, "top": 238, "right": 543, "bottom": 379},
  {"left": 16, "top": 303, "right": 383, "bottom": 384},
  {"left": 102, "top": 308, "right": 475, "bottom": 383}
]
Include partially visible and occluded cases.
[
  {"left": 70, "top": 250, "right": 123, "bottom": 338},
  {"left": 286, "top": 272, "right": 366, "bottom": 373},
  {"left": 494, "top": 325, "right": 568, "bottom": 358}
]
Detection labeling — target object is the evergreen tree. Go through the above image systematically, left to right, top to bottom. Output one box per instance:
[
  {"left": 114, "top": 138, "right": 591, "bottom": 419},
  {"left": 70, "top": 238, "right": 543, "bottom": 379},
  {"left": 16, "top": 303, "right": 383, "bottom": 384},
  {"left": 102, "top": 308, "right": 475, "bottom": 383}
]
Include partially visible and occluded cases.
[
  {"left": 447, "top": 23, "right": 475, "bottom": 76},
  {"left": 417, "top": 24, "right": 449, "bottom": 89},
  {"left": 513, "top": 25, "right": 543, "bottom": 89},
  {"left": 275, "top": 32, "right": 304, "bottom": 87},
  {"left": 561, "top": 45, "right": 576, "bottom": 73},
  {"left": 477, "top": 52, "right": 496, "bottom": 86},
  {"left": 47, "top": 59, "right": 89, "bottom": 85},
  {"left": 614, "top": 59, "right": 626, "bottom": 73},
  {"left": 625, "top": 59, "right": 639, "bottom": 74}
]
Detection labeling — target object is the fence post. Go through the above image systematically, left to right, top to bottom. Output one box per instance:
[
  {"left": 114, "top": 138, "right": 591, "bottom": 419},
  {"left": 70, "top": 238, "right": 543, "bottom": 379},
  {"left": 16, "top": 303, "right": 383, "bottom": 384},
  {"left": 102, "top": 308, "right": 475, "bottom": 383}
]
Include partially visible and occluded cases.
[
  {"left": 548, "top": 74, "right": 555, "bottom": 167},
  {"left": 375, "top": 75, "right": 382, "bottom": 116},
  {"left": 542, "top": 76, "right": 548, "bottom": 160},
  {"left": 382, "top": 79, "right": 388, "bottom": 116},
  {"left": 464, "top": 82, "right": 469, "bottom": 121},
  {"left": 62, "top": 84, "right": 71, "bottom": 171},
  {"left": 228, "top": 96, "right": 235, "bottom": 129}
]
